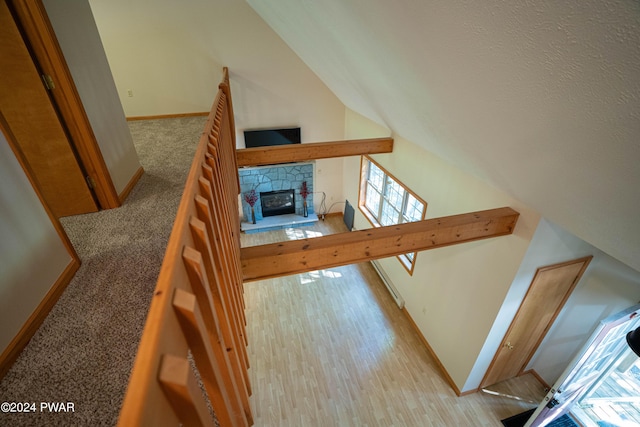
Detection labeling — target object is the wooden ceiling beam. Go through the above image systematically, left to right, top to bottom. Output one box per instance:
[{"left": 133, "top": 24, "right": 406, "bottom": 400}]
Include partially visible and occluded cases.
[
  {"left": 236, "top": 137, "right": 393, "bottom": 167},
  {"left": 240, "top": 207, "right": 520, "bottom": 282}
]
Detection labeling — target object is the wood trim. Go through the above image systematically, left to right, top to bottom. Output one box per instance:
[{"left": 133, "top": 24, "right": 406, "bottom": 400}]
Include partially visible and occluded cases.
[
  {"left": 9, "top": 0, "right": 120, "bottom": 210},
  {"left": 219, "top": 69, "right": 236, "bottom": 148},
  {"left": 0, "top": 110, "right": 81, "bottom": 380},
  {"left": 0, "top": 111, "right": 79, "bottom": 260},
  {"left": 126, "top": 112, "right": 209, "bottom": 122},
  {"left": 236, "top": 137, "right": 394, "bottom": 167},
  {"left": 358, "top": 155, "right": 427, "bottom": 275},
  {"left": 360, "top": 155, "right": 428, "bottom": 209},
  {"left": 118, "top": 166, "right": 144, "bottom": 204},
  {"left": 241, "top": 207, "right": 520, "bottom": 282},
  {"left": 323, "top": 211, "right": 342, "bottom": 218},
  {"left": 479, "top": 256, "right": 593, "bottom": 388},
  {"left": 514, "top": 256, "right": 593, "bottom": 372},
  {"left": 0, "top": 258, "right": 80, "bottom": 380},
  {"left": 401, "top": 307, "right": 463, "bottom": 396},
  {"left": 520, "top": 369, "right": 550, "bottom": 390},
  {"left": 476, "top": 371, "right": 549, "bottom": 396}
]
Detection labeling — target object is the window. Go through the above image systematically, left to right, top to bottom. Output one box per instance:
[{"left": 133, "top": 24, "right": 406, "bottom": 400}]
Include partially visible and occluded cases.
[{"left": 358, "top": 156, "right": 427, "bottom": 274}]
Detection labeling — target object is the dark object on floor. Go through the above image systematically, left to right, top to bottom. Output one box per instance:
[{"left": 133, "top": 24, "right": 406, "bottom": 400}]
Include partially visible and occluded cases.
[
  {"left": 501, "top": 409, "right": 579, "bottom": 427},
  {"left": 501, "top": 409, "right": 535, "bottom": 427}
]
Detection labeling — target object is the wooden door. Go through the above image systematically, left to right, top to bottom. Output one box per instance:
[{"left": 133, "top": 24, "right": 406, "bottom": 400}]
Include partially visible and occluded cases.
[
  {"left": 0, "top": 0, "right": 98, "bottom": 217},
  {"left": 481, "top": 256, "right": 593, "bottom": 388}
]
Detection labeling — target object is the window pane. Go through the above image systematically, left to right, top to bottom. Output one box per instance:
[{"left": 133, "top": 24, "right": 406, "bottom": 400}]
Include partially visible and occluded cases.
[
  {"left": 367, "top": 162, "right": 384, "bottom": 191},
  {"left": 385, "top": 177, "right": 404, "bottom": 209},
  {"left": 365, "top": 184, "right": 381, "bottom": 219},
  {"left": 403, "top": 193, "right": 424, "bottom": 223},
  {"left": 380, "top": 200, "right": 400, "bottom": 226},
  {"left": 399, "top": 253, "right": 415, "bottom": 270}
]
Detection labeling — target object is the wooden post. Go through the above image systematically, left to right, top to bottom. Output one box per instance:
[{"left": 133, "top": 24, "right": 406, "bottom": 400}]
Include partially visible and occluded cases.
[
  {"left": 172, "top": 288, "right": 249, "bottom": 426},
  {"left": 158, "top": 354, "right": 216, "bottom": 427}
]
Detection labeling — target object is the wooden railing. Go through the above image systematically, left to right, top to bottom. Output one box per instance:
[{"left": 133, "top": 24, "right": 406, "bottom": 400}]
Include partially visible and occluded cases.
[{"left": 118, "top": 68, "right": 252, "bottom": 426}]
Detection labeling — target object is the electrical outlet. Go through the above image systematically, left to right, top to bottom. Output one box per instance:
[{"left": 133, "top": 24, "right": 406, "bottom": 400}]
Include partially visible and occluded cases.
[{"left": 127, "top": 89, "right": 133, "bottom": 97}]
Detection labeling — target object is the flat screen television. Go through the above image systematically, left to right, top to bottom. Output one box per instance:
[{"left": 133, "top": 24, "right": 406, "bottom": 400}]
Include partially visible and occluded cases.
[{"left": 243, "top": 127, "right": 301, "bottom": 148}]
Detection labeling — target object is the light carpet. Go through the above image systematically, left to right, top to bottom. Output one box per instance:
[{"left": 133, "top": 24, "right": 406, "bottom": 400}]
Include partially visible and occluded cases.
[{"left": 0, "top": 116, "right": 207, "bottom": 426}]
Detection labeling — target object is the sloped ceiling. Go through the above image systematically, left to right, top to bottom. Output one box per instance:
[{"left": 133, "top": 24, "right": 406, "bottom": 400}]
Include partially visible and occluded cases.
[{"left": 248, "top": 0, "right": 640, "bottom": 272}]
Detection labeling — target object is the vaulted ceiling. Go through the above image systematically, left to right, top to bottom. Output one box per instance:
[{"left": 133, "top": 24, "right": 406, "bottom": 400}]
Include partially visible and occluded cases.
[{"left": 247, "top": 0, "right": 640, "bottom": 272}]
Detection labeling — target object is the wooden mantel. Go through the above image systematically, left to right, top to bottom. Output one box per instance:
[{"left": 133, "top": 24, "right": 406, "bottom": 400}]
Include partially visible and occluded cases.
[
  {"left": 236, "top": 137, "right": 393, "bottom": 167},
  {"left": 240, "top": 207, "right": 520, "bottom": 282}
]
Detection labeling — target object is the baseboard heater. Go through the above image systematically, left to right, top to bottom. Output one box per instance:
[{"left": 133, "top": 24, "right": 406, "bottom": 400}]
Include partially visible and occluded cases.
[
  {"left": 345, "top": 202, "right": 404, "bottom": 309},
  {"left": 370, "top": 259, "right": 405, "bottom": 309}
]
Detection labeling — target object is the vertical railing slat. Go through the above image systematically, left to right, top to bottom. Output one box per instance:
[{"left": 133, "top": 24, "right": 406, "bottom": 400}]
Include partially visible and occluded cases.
[
  {"left": 172, "top": 288, "right": 246, "bottom": 427},
  {"left": 158, "top": 354, "right": 216, "bottom": 427}
]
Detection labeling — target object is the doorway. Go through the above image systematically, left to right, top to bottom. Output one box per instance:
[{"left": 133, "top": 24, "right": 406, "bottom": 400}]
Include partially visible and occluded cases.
[
  {"left": 0, "top": 0, "right": 98, "bottom": 217},
  {"left": 481, "top": 256, "right": 593, "bottom": 388},
  {"left": 525, "top": 304, "right": 640, "bottom": 427},
  {"left": 572, "top": 348, "right": 640, "bottom": 426}
]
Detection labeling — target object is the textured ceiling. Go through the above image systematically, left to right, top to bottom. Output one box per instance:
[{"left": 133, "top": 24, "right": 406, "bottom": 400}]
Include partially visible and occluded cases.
[{"left": 248, "top": 0, "right": 640, "bottom": 272}]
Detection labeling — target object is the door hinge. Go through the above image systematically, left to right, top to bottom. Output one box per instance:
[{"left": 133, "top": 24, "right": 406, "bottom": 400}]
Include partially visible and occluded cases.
[
  {"left": 41, "top": 74, "right": 55, "bottom": 90},
  {"left": 86, "top": 176, "right": 96, "bottom": 189}
]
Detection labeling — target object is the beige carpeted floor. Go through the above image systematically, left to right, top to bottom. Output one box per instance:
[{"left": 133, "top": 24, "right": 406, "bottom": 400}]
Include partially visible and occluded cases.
[{"left": 0, "top": 116, "right": 207, "bottom": 426}]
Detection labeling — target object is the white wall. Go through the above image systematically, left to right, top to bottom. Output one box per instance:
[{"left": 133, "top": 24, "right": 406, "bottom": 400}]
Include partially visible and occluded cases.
[
  {"left": 43, "top": 0, "right": 141, "bottom": 195},
  {"left": 88, "top": 0, "right": 345, "bottom": 209},
  {"left": 247, "top": 0, "right": 640, "bottom": 274},
  {"left": 342, "top": 109, "right": 640, "bottom": 392},
  {"left": 343, "top": 109, "right": 540, "bottom": 391},
  {"left": 0, "top": 132, "right": 74, "bottom": 353},
  {"left": 467, "top": 219, "right": 640, "bottom": 389},
  {"left": 524, "top": 220, "right": 640, "bottom": 383}
]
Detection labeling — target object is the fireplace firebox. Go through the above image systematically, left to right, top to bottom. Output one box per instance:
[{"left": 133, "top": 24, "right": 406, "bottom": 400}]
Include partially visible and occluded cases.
[{"left": 260, "top": 189, "right": 295, "bottom": 217}]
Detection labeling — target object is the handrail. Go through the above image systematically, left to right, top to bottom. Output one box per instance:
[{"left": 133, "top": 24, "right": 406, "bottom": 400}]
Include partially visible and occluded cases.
[{"left": 117, "top": 68, "right": 252, "bottom": 426}]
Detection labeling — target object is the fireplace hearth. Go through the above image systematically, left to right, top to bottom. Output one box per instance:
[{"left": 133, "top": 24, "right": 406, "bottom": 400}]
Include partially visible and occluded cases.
[{"left": 260, "top": 189, "right": 295, "bottom": 217}]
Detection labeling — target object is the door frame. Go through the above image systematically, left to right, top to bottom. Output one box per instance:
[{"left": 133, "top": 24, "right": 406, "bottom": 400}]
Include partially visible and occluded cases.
[
  {"left": 8, "top": 0, "right": 120, "bottom": 210},
  {"left": 480, "top": 256, "right": 593, "bottom": 388},
  {"left": 524, "top": 304, "right": 640, "bottom": 427}
]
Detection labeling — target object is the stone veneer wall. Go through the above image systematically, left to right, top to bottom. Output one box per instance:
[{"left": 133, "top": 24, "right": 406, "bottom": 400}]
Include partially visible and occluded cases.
[{"left": 238, "top": 162, "right": 314, "bottom": 222}]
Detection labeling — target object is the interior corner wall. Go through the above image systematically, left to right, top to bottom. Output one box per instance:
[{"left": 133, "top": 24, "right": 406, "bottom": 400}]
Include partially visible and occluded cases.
[
  {"left": 43, "top": 0, "right": 141, "bottom": 195},
  {"left": 88, "top": 0, "right": 222, "bottom": 118},
  {"left": 89, "top": 0, "right": 345, "bottom": 206},
  {"left": 342, "top": 108, "right": 540, "bottom": 392},
  {"left": 0, "top": 132, "right": 73, "bottom": 354},
  {"left": 465, "top": 218, "right": 640, "bottom": 390},
  {"left": 522, "top": 219, "right": 640, "bottom": 385}
]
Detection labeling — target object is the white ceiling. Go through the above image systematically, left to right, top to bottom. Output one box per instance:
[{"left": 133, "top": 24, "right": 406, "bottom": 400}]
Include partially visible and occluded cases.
[{"left": 248, "top": 0, "right": 640, "bottom": 272}]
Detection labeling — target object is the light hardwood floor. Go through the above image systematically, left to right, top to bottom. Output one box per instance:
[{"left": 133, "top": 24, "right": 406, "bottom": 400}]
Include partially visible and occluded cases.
[{"left": 241, "top": 216, "right": 546, "bottom": 427}]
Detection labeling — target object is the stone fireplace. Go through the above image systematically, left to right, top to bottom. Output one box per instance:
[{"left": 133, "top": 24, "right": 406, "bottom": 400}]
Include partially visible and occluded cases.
[{"left": 238, "top": 161, "right": 314, "bottom": 224}]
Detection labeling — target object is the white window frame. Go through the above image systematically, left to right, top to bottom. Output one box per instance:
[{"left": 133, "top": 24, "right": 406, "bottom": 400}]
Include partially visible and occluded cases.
[{"left": 358, "top": 156, "right": 427, "bottom": 274}]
